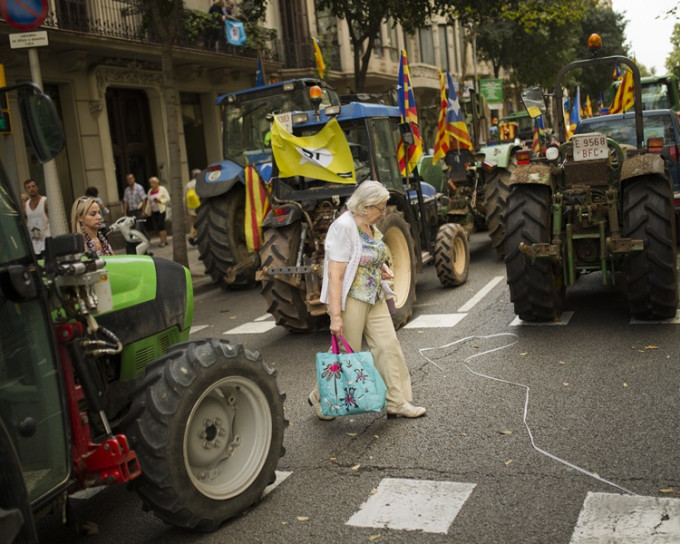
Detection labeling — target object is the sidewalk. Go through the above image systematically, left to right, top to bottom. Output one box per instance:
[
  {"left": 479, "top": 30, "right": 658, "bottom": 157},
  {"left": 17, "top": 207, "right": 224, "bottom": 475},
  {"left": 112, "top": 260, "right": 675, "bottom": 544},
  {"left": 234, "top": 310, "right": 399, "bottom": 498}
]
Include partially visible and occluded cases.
[{"left": 148, "top": 235, "right": 215, "bottom": 294}]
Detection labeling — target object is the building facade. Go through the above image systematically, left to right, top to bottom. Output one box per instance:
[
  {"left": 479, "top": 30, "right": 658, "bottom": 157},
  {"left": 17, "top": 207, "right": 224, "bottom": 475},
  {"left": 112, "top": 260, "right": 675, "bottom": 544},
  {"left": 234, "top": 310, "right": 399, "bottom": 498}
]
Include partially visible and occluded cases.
[{"left": 0, "top": 0, "right": 497, "bottom": 230}]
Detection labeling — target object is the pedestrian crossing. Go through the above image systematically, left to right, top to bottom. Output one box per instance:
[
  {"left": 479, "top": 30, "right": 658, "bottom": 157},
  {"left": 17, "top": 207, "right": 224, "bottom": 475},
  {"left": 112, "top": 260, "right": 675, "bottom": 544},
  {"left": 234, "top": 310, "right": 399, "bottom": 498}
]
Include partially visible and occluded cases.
[{"left": 264, "top": 472, "right": 680, "bottom": 540}]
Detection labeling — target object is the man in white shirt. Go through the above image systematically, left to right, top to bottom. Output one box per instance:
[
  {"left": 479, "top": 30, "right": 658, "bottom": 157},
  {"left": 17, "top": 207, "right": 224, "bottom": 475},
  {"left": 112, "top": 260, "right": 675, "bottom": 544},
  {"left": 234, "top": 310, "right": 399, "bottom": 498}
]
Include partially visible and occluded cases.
[{"left": 23, "top": 179, "right": 50, "bottom": 257}]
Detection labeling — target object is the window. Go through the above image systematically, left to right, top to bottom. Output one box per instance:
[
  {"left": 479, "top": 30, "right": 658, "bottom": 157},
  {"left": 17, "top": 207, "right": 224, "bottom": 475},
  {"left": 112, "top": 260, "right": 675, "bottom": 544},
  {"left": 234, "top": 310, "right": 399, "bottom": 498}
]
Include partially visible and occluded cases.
[
  {"left": 385, "top": 19, "right": 400, "bottom": 62},
  {"left": 438, "top": 25, "right": 449, "bottom": 72},
  {"left": 419, "top": 27, "right": 435, "bottom": 66}
]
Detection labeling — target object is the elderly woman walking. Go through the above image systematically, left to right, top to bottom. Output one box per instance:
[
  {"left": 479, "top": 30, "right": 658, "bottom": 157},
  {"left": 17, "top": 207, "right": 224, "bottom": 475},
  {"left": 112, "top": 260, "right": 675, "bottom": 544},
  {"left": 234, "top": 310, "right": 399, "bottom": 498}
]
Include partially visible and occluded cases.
[{"left": 308, "top": 180, "right": 426, "bottom": 420}]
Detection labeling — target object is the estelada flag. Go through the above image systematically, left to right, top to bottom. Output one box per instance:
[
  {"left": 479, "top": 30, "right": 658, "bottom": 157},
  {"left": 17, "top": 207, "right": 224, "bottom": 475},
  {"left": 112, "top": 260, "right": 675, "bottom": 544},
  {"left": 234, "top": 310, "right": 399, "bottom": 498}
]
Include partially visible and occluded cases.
[
  {"left": 313, "top": 38, "right": 326, "bottom": 79},
  {"left": 396, "top": 50, "right": 423, "bottom": 175},
  {"left": 609, "top": 67, "right": 634, "bottom": 113},
  {"left": 432, "top": 70, "right": 450, "bottom": 165},
  {"left": 445, "top": 72, "right": 472, "bottom": 151},
  {"left": 271, "top": 117, "right": 355, "bottom": 184},
  {"left": 244, "top": 165, "right": 270, "bottom": 252}
]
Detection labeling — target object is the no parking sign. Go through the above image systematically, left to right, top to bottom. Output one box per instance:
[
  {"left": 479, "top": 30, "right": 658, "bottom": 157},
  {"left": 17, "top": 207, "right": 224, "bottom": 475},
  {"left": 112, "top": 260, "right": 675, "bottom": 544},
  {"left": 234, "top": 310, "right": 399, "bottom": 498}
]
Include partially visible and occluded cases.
[{"left": 0, "top": 0, "right": 49, "bottom": 31}]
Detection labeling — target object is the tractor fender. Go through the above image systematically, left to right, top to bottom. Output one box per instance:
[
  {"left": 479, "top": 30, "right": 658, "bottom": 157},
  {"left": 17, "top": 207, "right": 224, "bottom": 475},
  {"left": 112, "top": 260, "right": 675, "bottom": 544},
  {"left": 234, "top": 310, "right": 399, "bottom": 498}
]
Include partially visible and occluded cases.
[
  {"left": 479, "top": 142, "right": 521, "bottom": 169},
  {"left": 620, "top": 153, "right": 666, "bottom": 183},
  {"left": 196, "top": 160, "right": 245, "bottom": 200},
  {"left": 509, "top": 163, "right": 553, "bottom": 188},
  {"left": 262, "top": 204, "right": 303, "bottom": 228}
]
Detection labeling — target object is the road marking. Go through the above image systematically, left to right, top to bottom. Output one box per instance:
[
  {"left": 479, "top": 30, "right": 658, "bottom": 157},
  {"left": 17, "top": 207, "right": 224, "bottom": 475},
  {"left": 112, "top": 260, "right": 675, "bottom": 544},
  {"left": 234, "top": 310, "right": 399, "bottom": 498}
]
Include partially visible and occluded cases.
[
  {"left": 457, "top": 276, "right": 505, "bottom": 312},
  {"left": 630, "top": 310, "right": 680, "bottom": 325},
  {"left": 510, "top": 311, "right": 574, "bottom": 326},
  {"left": 255, "top": 313, "right": 273, "bottom": 322},
  {"left": 403, "top": 313, "right": 466, "bottom": 329},
  {"left": 225, "top": 321, "right": 278, "bottom": 334},
  {"left": 190, "top": 325, "right": 209, "bottom": 335},
  {"left": 262, "top": 470, "right": 291, "bottom": 497},
  {"left": 346, "top": 478, "right": 476, "bottom": 534},
  {"left": 570, "top": 492, "right": 680, "bottom": 543}
]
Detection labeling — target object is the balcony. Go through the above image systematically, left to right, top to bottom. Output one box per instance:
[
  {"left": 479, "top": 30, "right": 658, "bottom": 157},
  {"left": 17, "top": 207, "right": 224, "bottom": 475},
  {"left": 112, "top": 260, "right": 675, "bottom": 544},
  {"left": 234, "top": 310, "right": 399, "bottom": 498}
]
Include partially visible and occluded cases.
[{"left": 36, "top": 0, "right": 277, "bottom": 61}]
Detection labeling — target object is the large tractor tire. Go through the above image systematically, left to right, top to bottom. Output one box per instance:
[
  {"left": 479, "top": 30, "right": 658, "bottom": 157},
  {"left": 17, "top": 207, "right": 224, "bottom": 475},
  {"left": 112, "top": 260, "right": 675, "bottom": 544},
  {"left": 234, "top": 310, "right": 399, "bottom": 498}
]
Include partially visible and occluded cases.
[
  {"left": 484, "top": 161, "right": 514, "bottom": 258},
  {"left": 623, "top": 177, "right": 678, "bottom": 319},
  {"left": 504, "top": 185, "right": 565, "bottom": 321},
  {"left": 195, "top": 186, "right": 257, "bottom": 289},
  {"left": 377, "top": 211, "right": 417, "bottom": 330},
  {"left": 434, "top": 223, "right": 469, "bottom": 287},
  {"left": 260, "top": 224, "right": 326, "bottom": 332},
  {"left": 123, "top": 339, "right": 287, "bottom": 532}
]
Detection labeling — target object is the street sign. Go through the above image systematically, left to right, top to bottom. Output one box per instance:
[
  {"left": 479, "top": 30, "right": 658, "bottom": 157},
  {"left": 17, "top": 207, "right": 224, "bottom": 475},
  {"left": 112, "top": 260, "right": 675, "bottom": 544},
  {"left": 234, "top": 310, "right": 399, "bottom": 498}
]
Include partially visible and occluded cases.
[
  {"left": 0, "top": 0, "right": 49, "bottom": 32},
  {"left": 9, "top": 30, "right": 48, "bottom": 48}
]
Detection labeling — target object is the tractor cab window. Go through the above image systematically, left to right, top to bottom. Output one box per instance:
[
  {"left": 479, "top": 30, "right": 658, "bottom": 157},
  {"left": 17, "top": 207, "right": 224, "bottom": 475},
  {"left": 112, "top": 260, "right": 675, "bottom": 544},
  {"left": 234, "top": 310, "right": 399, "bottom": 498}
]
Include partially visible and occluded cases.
[
  {"left": 641, "top": 81, "right": 671, "bottom": 110},
  {"left": 370, "top": 117, "right": 402, "bottom": 191},
  {"left": 0, "top": 167, "right": 69, "bottom": 503}
]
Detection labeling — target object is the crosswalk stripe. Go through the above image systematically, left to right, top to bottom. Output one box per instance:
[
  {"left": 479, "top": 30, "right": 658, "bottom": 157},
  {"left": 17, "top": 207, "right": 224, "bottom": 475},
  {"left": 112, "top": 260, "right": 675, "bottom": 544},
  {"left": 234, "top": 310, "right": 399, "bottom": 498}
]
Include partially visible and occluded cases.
[
  {"left": 457, "top": 276, "right": 504, "bottom": 312},
  {"left": 510, "top": 311, "right": 574, "bottom": 326},
  {"left": 403, "top": 313, "right": 466, "bottom": 329},
  {"left": 346, "top": 478, "right": 476, "bottom": 534},
  {"left": 570, "top": 492, "right": 680, "bottom": 542}
]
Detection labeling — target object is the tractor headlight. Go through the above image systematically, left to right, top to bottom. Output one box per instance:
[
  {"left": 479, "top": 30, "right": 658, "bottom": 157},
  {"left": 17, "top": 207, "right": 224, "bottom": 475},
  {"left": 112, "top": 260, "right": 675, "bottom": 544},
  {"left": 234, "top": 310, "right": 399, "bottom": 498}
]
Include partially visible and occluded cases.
[{"left": 546, "top": 147, "right": 560, "bottom": 161}]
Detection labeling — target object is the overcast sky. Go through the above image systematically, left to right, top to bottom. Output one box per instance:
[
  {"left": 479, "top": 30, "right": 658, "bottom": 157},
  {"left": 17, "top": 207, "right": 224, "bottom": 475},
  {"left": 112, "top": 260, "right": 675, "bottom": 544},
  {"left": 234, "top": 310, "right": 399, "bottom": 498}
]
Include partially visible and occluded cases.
[{"left": 610, "top": 0, "right": 677, "bottom": 74}]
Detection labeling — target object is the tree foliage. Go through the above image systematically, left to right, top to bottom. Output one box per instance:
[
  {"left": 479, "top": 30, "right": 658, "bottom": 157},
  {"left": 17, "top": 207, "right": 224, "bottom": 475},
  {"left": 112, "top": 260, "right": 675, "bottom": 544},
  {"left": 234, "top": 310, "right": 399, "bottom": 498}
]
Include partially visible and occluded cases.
[
  {"left": 315, "top": 0, "right": 435, "bottom": 91},
  {"left": 667, "top": 23, "right": 680, "bottom": 78}
]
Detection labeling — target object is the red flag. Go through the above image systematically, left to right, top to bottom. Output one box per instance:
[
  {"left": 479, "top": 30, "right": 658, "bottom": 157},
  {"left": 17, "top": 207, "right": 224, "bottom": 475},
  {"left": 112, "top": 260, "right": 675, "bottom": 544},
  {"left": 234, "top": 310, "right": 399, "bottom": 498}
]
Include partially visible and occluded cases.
[
  {"left": 609, "top": 67, "right": 634, "bottom": 114},
  {"left": 432, "top": 70, "right": 450, "bottom": 165},
  {"left": 244, "top": 165, "right": 271, "bottom": 252}
]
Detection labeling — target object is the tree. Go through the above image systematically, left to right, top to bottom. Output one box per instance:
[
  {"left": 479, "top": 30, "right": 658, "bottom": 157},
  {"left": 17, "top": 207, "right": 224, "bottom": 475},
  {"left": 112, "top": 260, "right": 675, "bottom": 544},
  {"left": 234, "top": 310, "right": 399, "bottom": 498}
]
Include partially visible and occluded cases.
[
  {"left": 143, "top": 0, "right": 188, "bottom": 267},
  {"left": 315, "top": 0, "right": 435, "bottom": 91},
  {"left": 667, "top": 23, "right": 680, "bottom": 78}
]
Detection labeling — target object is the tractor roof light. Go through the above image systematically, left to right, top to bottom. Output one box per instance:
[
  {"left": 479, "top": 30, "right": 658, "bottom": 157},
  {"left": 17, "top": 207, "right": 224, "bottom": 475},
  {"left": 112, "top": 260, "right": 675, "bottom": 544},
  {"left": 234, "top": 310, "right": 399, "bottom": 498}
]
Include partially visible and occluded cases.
[
  {"left": 587, "top": 33, "right": 602, "bottom": 53},
  {"left": 283, "top": 82, "right": 294, "bottom": 91},
  {"left": 324, "top": 105, "right": 341, "bottom": 117},
  {"left": 292, "top": 112, "right": 309, "bottom": 124}
]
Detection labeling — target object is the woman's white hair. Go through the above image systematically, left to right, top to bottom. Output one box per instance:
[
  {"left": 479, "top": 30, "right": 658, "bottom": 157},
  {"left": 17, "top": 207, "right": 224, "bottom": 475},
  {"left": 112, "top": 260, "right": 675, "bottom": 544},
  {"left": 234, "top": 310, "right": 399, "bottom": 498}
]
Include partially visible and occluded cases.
[{"left": 346, "top": 180, "right": 389, "bottom": 215}]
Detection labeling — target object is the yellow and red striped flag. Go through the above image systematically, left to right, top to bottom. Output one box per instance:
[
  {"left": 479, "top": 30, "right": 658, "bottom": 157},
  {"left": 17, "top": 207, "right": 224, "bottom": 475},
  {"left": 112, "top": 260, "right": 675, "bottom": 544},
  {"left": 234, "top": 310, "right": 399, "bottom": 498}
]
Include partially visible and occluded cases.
[
  {"left": 313, "top": 38, "right": 325, "bottom": 79},
  {"left": 396, "top": 50, "right": 423, "bottom": 175},
  {"left": 609, "top": 67, "right": 634, "bottom": 113},
  {"left": 432, "top": 70, "right": 450, "bottom": 165},
  {"left": 445, "top": 72, "right": 473, "bottom": 151},
  {"left": 244, "top": 165, "right": 271, "bottom": 252}
]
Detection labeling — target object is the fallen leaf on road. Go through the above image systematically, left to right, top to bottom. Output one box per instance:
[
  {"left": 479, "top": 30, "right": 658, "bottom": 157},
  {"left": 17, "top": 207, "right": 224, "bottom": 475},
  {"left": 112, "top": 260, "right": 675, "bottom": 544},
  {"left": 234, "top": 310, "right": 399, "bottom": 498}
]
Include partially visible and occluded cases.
[
  {"left": 473, "top": 344, "right": 480, "bottom": 349},
  {"left": 645, "top": 345, "right": 659, "bottom": 350},
  {"left": 520, "top": 352, "right": 528, "bottom": 356},
  {"left": 563, "top": 382, "right": 569, "bottom": 386},
  {"left": 623, "top": 382, "right": 628, "bottom": 387},
  {"left": 499, "top": 429, "right": 513, "bottom": 435},
  {"left": 346, "top": 432, "right": 357, "bottom": 437},
  {"left": 330, "top": 457, "right": 337, "bottom": 462},
  {"left": 505, "top": 459, "right": 513, "bottom": 466},
  {"left": 351, "top": 464, "right": 361, "bottom": 471},
  {"left": 371, "top": 488, "right": 378, "bottom": 495},
  {"left": 659, "top": 488, "right": 680, "bottom": 494},
  {"left": 297, "top": 516, "right": 309, "bottom": 522},
  {"left": 369, "top": 535, "right": 381, "bottom": 541}
]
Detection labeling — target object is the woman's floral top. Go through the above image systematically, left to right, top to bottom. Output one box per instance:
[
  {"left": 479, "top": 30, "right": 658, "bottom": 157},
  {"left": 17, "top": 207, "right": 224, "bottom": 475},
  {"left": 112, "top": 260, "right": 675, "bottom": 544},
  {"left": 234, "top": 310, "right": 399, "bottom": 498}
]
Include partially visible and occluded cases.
[
  {"left": 348, "top": 226, "right": 387, "bottom": 304},
  {"left": 83, "top": 231, "right": 114, "bottom": 257}
]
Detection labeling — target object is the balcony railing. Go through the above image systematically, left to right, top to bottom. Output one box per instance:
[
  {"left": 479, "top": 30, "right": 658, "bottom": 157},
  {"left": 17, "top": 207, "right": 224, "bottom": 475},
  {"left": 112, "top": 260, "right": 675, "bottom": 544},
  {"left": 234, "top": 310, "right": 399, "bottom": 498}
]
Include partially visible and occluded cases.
[{"left": 37, "top": 0, "right": 276, "bottom": 61}]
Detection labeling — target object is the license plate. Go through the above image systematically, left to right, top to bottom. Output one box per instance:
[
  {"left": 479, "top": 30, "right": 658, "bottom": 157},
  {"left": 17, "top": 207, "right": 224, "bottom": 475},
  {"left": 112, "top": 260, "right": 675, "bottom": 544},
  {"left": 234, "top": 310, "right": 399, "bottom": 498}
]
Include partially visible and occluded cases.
[{"left": 572, "top": 133, "right": 608, "bottom": 162}]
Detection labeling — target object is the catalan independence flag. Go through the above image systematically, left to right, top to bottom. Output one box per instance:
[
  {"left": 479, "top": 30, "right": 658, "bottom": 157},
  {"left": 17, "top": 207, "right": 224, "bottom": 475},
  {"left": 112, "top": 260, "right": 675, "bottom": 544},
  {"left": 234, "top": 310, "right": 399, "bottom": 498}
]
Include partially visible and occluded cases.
[
  {"left": 313, "top": 38, "right": 326, "bottom": 79},
  {"left": 397, "top": 50, "right": 423, "bottom": 175},
  {"left": 609, "top": 66, "right": 634, "bottom": 113},
  {"left": 432, "top": 70, "right": 450, "bottom": 165},
  {"left": 445, "top": 72, "right": 472, "bottom": 151},
  {"left": 244, "top": 165, "right": 271, "bottom": 252}
]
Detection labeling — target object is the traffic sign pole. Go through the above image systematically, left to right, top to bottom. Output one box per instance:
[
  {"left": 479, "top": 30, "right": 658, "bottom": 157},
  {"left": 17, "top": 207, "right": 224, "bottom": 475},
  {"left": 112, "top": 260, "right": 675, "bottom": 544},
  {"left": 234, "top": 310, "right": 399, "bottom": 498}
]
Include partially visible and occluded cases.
[{"left": 27, "top": 48, "right": 68, "bottom": 236}]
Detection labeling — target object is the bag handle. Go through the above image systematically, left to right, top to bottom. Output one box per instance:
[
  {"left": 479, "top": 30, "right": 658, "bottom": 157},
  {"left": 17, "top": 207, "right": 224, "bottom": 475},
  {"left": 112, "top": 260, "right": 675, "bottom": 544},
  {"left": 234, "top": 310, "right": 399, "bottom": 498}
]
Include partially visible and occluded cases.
[{"left": 331, "top": 334, "right": 354, "bottom": 354}]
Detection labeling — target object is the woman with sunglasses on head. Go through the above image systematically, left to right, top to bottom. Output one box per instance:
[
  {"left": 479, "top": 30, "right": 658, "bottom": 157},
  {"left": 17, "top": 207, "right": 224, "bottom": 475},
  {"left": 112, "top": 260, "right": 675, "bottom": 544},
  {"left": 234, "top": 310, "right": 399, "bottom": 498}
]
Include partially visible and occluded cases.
[
  {"left": 308, "top": 180, "right": 426, "bottom": 420},
  {"left": 71, "top": 196, "right": 114, "bottom": 256}
]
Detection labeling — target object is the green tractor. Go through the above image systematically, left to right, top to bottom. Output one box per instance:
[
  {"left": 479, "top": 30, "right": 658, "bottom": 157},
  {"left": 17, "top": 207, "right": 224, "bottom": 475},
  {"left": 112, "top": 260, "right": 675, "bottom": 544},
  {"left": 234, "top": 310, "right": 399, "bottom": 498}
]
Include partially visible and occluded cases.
[
  {"left": 505, "top": 47, "right": 678, "bottom": 321},
  {"left": 0, "top": 83, "right": 286, "bottom": 542}
]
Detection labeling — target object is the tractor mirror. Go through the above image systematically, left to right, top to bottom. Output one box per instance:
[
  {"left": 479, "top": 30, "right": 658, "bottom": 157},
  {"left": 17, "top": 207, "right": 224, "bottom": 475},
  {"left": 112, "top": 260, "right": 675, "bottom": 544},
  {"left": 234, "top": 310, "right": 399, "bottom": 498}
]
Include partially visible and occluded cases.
[
  {"left": 520, "top": 87, "right": 547, "bottom": 118},
  {"left": 18, "top": 93, "right": 65, "bottom": 163},
  {"left": 399, "top": 122, "right": 415, "bottom": 146}
]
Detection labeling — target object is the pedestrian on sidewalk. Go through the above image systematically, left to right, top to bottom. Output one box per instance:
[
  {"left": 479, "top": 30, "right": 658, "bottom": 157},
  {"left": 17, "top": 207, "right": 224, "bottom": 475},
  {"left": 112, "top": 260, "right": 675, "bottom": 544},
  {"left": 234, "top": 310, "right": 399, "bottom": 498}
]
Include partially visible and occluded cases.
[
  {"left": 146, "top": 176, "right": 171, "bottom": 247},
  {"left": 23, "top": 178, "right": 50, "bottom": 258},
  {"left": 308, "top": 180, "right": 427, "bottom": 421}
]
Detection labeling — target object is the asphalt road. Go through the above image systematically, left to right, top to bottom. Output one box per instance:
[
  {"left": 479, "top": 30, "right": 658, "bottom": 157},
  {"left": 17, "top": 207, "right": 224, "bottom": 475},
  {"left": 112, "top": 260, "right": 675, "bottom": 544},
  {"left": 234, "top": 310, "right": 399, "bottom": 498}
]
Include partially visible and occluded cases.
[{"left": 37, "top": 233, "right": 680, "bottom": 543}]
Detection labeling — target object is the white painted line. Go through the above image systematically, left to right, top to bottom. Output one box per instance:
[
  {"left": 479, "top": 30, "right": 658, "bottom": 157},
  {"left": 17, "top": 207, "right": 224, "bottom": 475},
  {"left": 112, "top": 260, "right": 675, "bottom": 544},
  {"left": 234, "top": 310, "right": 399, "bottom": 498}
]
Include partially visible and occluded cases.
[
  {"left": 457, "top": 276, "right": 505, "bottom": 312},
  {"left": 631, "top": 310, "right": 680, "bottom": 324},
  {"left": 510, "top": 311, "right": 574, "bottom": 326},
  {"left": 255, "top": 313, "right": 273, "bottom": 322},
  {"left": 403, "top": 313, "right": 466, "bottom": 329},
  {"left": 225, "top": 321, "right": 278, "bottom": 334},
  {"left": 190, "top": 325, "right": 209, "bottom": 335},
  {"left": 262, "top": 470, "right": 291, "bottom": 498},
  {"left": 346, "top": 478, "right": 476, "bottom": 534},
  {"left": 570, "top": 492, "right": 680, "bottom": 543}
]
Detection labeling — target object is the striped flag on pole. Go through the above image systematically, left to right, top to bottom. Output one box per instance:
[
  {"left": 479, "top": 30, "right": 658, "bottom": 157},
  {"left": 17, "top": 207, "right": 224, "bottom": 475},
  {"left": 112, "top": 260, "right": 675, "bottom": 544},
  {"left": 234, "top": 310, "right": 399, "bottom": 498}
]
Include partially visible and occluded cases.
[
  {"left": 396, "top": 50, "right": 423, "bottom": 175},
  {"left": 445, "top": 72, "right": 473, "bottom": 151},
  {"left": 244, "top": 165, "right": 271, "bottom": 252}
]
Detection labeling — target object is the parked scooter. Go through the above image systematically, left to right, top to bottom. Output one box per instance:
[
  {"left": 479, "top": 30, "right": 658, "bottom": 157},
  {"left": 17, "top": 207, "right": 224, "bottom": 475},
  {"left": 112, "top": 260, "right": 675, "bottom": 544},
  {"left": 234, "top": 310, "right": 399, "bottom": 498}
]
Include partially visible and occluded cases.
[{"left": 107, "top": 216, "right": 152, "bottom": 255}]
